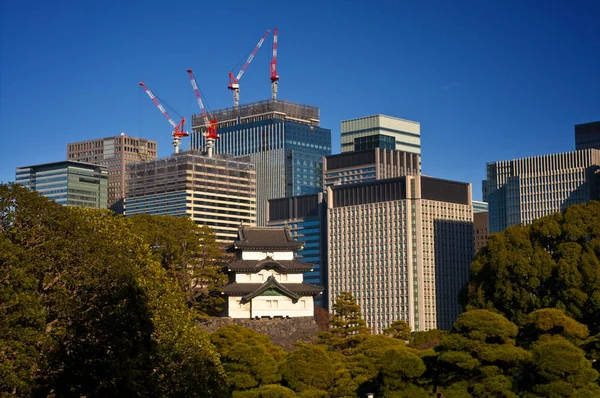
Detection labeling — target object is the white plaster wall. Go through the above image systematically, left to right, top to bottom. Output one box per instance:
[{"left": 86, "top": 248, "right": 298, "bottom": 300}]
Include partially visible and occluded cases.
[
  {"left": 242, "top": 250, "right": 294, "bottom": 261},
  {"left": 235, "top": 270, "right": 305, "bottom": 283},
  {"left": 227, "top": 296, "right": 314, "bottom": 318},
  {"left": 228, "top": 297, "right": 251, "bottom": 318}
]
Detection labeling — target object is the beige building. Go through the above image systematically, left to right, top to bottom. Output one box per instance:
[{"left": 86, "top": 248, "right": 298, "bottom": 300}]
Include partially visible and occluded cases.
[
  {"left": 341, "top": 114, "right": 420, "bottom": 155},
  {"left": 67, "top": 133, "right": 157, "bottom": 211},
  {"left": 324, "top": 148, "right": 420, "bottom": 188},
  {"left": 124, "top": 151, "right": 256, "bottom": 243},
  {"left": 327, "top": 176, "right": 473, "bottom": 333}
]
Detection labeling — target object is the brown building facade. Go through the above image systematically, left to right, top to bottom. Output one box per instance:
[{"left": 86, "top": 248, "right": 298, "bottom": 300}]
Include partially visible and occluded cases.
[{"left": 67, "top": 133, "right": 157, "bottom": 211}]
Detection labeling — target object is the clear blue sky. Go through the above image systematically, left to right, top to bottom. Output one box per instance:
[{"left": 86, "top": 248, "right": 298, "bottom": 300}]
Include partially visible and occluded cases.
[{"left": 1, "top": 1, "right": 599, "bottom": 200}]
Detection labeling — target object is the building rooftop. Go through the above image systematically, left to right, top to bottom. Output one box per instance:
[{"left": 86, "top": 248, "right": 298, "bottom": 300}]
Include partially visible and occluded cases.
[
  {"left": 192, "top": 99, "right": 320, "bottom": 129},
  {"left": 341, "top": 113, "right": 420, "bottom": 125},
  {"left": 16, "top": 160, "right": 106, "bottom": 170},
  {"left": 229, "top": 226, "right": 304, "bottom": 251},
  {"left": 226, "top": 258, "right": 314, "bottom": 273}
]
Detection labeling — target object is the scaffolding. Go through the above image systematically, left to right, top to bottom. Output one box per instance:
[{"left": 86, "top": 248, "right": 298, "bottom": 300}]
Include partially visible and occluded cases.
[{"left": 192, "top": 99, "right": 320, "bottom": 130}]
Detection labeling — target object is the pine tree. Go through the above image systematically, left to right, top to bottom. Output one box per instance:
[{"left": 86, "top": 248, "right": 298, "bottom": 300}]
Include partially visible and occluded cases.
[{"left": 330, "top": 292, "right": 371, "bottom": 338}]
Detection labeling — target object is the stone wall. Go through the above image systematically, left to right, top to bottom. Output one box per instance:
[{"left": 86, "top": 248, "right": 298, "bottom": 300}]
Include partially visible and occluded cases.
[{"left": 196, "top": 316, "right": 321, "bottom": 351}]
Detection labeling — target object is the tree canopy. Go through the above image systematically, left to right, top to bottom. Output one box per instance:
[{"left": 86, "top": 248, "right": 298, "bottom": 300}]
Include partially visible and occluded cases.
[
  {"left": 0, "top": 184, "right": 227, "bottom": 397},
  {"left": 465, "top": 201, "right": 600, "bottom": 333}
]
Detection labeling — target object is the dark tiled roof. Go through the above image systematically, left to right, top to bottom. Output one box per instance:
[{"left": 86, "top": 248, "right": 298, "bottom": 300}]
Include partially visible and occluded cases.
[
  {"left": 228, "top": 226, "right": 304, "bottom": 251},
  {"left": 226, "top": 258, "right": 314, "bottom": 273},
  {"left": 223, "top": 277, "right": 323, "bottom": 299}
]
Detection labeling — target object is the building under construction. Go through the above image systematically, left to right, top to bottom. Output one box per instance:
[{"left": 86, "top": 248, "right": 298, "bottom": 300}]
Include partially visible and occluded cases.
[
  {"left": 191, "top": 99, "right": 331, "bottom": 225},
  {"left": 124, "top": 151, "right": 256, "bottom": 243}
]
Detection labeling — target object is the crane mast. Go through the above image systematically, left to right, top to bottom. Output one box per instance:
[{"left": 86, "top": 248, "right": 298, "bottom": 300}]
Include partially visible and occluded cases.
[
  {"left": 270, "top": 28, "right": 279, "bottom": 100},
  {"left": 228, "top": 29, "right": 270, "bottom": 108},
  {"left": 186, "top": 69, "right": 219, "bottom": 158},
  {"left": 139, "top": 82, "right": 189, "bottom": 154}
]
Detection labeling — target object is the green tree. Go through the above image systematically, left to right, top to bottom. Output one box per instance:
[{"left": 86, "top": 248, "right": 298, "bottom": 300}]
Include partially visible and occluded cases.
[
  {"left": 0, "top": 184, "right": 228, "bottom": 397},
  {"left": 465, "top": 201, "right": 600, "bottom": 333},
  {"left": 129, "top": 214, "right": 229, "bottom": 315},
  {"left": 329, "top": 291, "right": 371, "bottom": 338},
  {"left": 518, "top": 308, "right": 589, "bottom": 348},
  {"left": 434, "top": 310, "right": 531, "bottom": 397},
  {"left": 383, "top": 320, "right": 411, "bottom": 340},
  {"left": 211, "top": 325, "right": 285, "bottom": 393},
  {"left": 409, "top": 329, "right": 447, "bottom": 350},
  {"left": 524, "top": 336, "right": 600, "bottom": 397},
  {"left": 280, "top": 343, "right": 357, "bottom": 397},
  {"left": 377, "top": 347, "right": 430, "bottom": 397}
]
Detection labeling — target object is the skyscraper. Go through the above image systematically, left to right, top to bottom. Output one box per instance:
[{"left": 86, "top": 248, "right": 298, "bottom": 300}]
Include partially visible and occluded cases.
[
  {"left": 191, "top": 99, "right": 331, "bottom": 225},
  {"left": 340, "top": 114, "right": 420, "bottom": 155},
  {"left": 575, "top": 121, "right": 600, "bottom": 150},
  {"left": 67, "top": 133, "right": 157, "bottom": 212},
  {"left": 486, "top": 149, "right": 600, "bottom": 233},
  {"left": 124, "top": 151, "right": 256, "bottom": 243},
  {"left": 16, "top": 161, "right": 108, "bottom": 208},
  {"left": 327, "top": 176, "right": 473, "bottom": 333},
  {"left": 267, "top": 193, "right": 327, "bottom": 308}
]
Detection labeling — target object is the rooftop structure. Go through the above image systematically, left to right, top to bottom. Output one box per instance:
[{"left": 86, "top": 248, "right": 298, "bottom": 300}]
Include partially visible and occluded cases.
[{"left": 575, "top": 121, "right": 600, "bottom": 151}]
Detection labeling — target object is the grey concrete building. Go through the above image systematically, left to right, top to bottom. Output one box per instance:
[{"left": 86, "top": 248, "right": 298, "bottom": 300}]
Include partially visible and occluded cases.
[
  {"left": 486, "top": 149, "right": 600, "bottom": 233},
  {"left": 327, "top": 176, "right": 474, "bottom": 333}
]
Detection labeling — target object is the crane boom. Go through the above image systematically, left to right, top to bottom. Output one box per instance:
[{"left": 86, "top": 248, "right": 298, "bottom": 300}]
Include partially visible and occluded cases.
[
  {"left": 234, "top": 29, "right": 270, "bottom": 84},
  {"left": 186, "top": 69, "right": 209, "bottom": 125},
  {"left": 186, "top": 69, "right": 219, "bottom": 157},
  {"left": 139, "top": 81, "right": 188, "bottom": 153},
  {"left": 139, "top": 82, "right": 177, "bottom": 128}
]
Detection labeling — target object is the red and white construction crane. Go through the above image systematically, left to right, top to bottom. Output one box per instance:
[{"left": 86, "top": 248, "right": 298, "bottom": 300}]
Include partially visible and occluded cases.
[
  {"left": 270, "top": 28, "right": 279, "bottom": 100},
  {"left": 228, "top": 29, "right": 270, "bottom": 108},
  {"left": 186, "top": 69, "right": 219, "bottom": 158},
  {"left": 139, "top": 82, "right": 189, "bottom": 154}
]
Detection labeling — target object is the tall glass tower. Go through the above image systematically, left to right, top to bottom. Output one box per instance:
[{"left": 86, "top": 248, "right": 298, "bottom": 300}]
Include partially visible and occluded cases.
[{"left": 191, "top": 99, "right": 331, "bottom": 225}]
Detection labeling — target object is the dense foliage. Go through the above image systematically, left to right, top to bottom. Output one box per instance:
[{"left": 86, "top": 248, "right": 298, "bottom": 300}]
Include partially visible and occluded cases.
[
  {"left": 0, "top": 184, "right": 228, "bottom": 397},
  {"left": 5, "top": 185, "right": 600, "bottom": 397},
  {"left": 464, "top": 201, "right": 600, "bottom": 333},
  {"left": 209, "top": 295, "right": 600, "bottom": 397}
]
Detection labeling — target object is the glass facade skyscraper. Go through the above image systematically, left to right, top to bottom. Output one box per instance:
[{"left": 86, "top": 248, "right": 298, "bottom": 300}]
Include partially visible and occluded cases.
[
  {"left": 191, "top": 99, "right": 331, "bottom": 225},
  {"left": 341, "top": 114, "right": 421, "bottom": 155},
  {"left": 16, "top": 161, "right": 108, "bottom": 208},
  {"left": 267, "top": 193, "right": 327, "bottom": 308}
]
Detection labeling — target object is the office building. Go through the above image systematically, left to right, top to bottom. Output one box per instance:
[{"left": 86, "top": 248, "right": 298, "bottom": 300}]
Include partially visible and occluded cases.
[
  {"left": 191, "top": 99, "right": 331, "bottom": 225},
  {"left": 340, "top": 114, "right": 420, "bottom": 155},
  {"left": 575, "top": 121, "right": 600, "bottom": 150},
  {"left": 68, "top": 133, "right": 157, "bottom": 212},
  {"left": 324, "top": 148, "right": 420, "bottom": 188},
  {"left": 486, "top": 149, "right": 600, "bottom": 233},
  {"left": 124, "top": 151, "right": 256, "bottom": 243},
  {"left": 16, "top": 161, "right": 108, "bottom": 208},
  {"left": 327, "top": 176, "right": 474, "bottom": 333},
  {"left": 267, "top": 193, "right": 327, "bottom": 308},
  {"left": 472, "top": 201, "right": 489, "bottom": 254}
]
